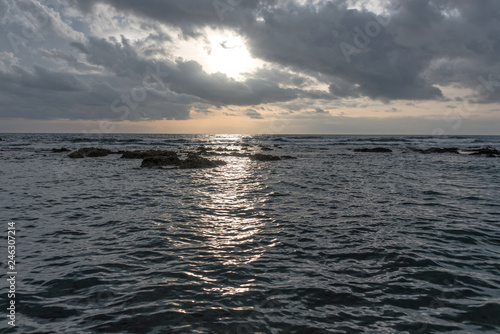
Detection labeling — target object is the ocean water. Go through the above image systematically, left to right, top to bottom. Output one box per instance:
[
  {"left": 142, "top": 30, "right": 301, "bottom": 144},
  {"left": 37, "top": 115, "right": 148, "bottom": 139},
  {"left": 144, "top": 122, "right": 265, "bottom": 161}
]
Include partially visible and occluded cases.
[{"left": 1, "top": 133, "right": 500, "bottom": 333}]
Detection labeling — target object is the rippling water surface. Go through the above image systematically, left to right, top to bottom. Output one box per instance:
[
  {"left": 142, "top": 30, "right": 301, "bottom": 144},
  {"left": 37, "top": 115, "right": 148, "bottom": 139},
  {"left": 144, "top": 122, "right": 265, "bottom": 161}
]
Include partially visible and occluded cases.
[{"left": 1, "top": 134, "right": 500, "bottom": 333}]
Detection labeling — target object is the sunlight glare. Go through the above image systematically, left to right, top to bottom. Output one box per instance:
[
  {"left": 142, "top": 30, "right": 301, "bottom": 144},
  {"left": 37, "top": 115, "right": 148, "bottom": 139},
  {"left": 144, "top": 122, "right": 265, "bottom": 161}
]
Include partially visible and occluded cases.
[{"left": 207, "top": 34, "right": 254, "bottom": 78}]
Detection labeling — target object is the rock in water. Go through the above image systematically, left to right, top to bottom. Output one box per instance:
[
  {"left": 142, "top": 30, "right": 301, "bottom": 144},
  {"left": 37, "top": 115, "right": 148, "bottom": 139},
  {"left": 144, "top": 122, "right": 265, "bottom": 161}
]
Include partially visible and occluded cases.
[
  {"left": 68, "top": 147, "right": 113, "bottom": 158},
  {"left": 354, "top": 147, "right": 393, "bottom": 153},
  {"left": 411, "top": 147, "right": 459, "bottom": 154},
  {"left": 52, "top": 148, "right": 71, "bottom": 153},
  {"left": 470, "top": 148, "right": 500, "bottom": 156},
  {"left": 121, "top": 150, "right": 178, "bottom": 159},
  {"left": 68, "top": 151, "right": 84, "bottom": 159},
  {"left": 250, "top": 154, "right": 282, "bottom": 161},
  {"left": 179, "top": 155, "right": 226, "bottom": 169},
  {"left": 141, "top": 156, "right": 181, "bottom": 168}
]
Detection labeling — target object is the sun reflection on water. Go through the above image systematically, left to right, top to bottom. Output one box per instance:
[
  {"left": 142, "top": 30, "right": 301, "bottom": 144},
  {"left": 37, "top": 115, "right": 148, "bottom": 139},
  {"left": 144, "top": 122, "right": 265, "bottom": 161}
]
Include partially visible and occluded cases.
[
  {"left": 155, "top": 135, "right": 275, "bottom": 297},
  {"left": 196, "top": 154, "right": 267, "bottom": 267}
]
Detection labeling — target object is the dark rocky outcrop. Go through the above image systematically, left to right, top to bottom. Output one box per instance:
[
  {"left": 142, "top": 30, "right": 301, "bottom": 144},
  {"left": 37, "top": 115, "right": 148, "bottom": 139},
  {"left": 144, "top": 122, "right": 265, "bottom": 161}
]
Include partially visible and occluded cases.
[
  {"left": 196, "top": 146, "right": 212, "bottom": 154},
  {"left": 407, "top": 146, "right": 500, "bottom": 157},
  {"left": 68, "top": 147, "right": 112, "bottom": 158},
  {"left": 80, "top": 147, "right": 113, "bottom": 157},
  {"left": 216, "top": 147, "right": 237, "bottom": 152},
  {"left": 354, "top": 147, "right": 393, "bottom": 153},
  {"left": 411, "top": 147, "right": 459, "bottom": 154},
  {"left": 52, "top": 148, "right": 71, "bottom": 153},
  {"left": 469, "top": 148, "right": 500, "bottom": 157},
  {"left": 121, "top": 150, "right": 178, "bottom": 159},
  {"left": 68, "top": 151, "right": 84, "bottom": 159},
  {"left": 120, "top": 151, "right": 150, "bottom": 159},
  {"left": 197, "top": 151, "right": 250, "bottom": 158},
  {"left": 140, "top": 152, "right": 225, "bottom": 169},
  {"left": 228, "top": 152, "right": 251, "bottom": 158},
  {"left": 250, "top": 154, "right": 282, "bottom": 161},
  {"left": 140, "top": 155, "right": 181, "bottom": 168},
  {"left": 179, "top": 155, "right": 226, "bottom": 169}
]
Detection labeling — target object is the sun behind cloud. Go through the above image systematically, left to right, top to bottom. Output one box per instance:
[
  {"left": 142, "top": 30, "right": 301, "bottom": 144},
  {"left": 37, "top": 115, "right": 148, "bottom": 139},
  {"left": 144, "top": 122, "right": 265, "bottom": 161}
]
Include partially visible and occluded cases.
[{"left": 205, "top": 33, "right": 256, "bottom": 79}]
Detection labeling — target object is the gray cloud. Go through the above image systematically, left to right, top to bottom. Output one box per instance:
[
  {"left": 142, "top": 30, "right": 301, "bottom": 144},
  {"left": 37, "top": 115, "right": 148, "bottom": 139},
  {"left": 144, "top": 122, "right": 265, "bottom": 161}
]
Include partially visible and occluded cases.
[
  {"left": 0, "top": 0, "right": 499, "bottom": 128},
  {"left": 70, "top": 36, "right": 301, "bottom": 107},
  {"left": 244, "top": 108, "right": 263, "bottom": 119}
]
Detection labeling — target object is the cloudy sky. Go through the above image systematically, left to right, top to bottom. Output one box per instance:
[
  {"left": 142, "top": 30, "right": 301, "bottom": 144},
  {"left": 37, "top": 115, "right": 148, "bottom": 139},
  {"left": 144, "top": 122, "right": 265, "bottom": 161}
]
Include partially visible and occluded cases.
[{"left": 1, "top": 0, "right": 499, "bottom": 134}]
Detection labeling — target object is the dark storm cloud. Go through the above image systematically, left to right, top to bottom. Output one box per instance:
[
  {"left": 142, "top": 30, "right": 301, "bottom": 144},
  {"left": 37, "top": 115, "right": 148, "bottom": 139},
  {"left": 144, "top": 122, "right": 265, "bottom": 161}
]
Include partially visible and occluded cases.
[
  {"left": 1, "top": 0, "right": 500, "bottom": 125},
  {"left": 70, "top": 0, "right": 265, "bottom": 37},
  {"left": 84, "top": 0, "right": 500, "bottom": 102},
  {"left": 69, "top": 1, "right": 428, "bottom": 100},
  {"left": 241, "top": 1, "right": 446, "bottom": 101},
  {"left": 71, "top": 36, "right": 300, "bottom": 106},
  {"left": 39, "top": 49, "right": 78, "bottom": 63},
  {"left": 168, "top": 60, "right": 298, "bottom": 105},
  {"left": 0, "top": 61, "right": 193, "bottom": 121},
  {"left": 0, "top": 64, "right": 87, "bottom": 92},
  {"left": 246, "top": 66, "right": 313, "bottom": 88},
  {"left": 328, "top": 79, "right": 360, "bottom": 98},
  {"left": 244, "top": 108, "right": 264, "bottom": 119}
]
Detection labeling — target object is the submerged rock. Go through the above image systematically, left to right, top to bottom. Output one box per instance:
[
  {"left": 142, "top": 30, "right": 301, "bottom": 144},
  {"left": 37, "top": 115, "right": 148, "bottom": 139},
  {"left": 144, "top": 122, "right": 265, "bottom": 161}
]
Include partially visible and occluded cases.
[
  {"left": 196, "top": 146, "right": 212, "bottom": 154},
  {"left": 67, "top": 147, "right": 115, "bottom": 158},
  {"left": 68, "top": 147, "right": 113, "bottom": 158},
  {"left": 216, "top": 147, "right": 235, "bottom": 152},
  {"left": 354, "top": 147, "right": 393, "bottom": 153},
  {"left": 411, "top": 147, "right": 459, "bottom": 154},
  {"left": 52, "top": 148, "right": 71, "bottom": 153},
  {"left": 469, "top": 148, "right": 500, "bottom": 156},
  {"left": 121, "top": 150, "right": 178, "bottom": 159},
  {"left": 197, "top": 150, "right": 250, "bottom": 158},
  {"left": 68, "top": 151, "right": 84, "bottom": 159},
  {"left": 140, "top": 152, "right": 225, "bottom": 169},
  {"left": 228, "top": 152, "right": 250, "bottom": 158},
  {"left": 250, "top": 154, "right": 282, "bottom": 161},
  {"left": 140, "top": 155, "right": 181, "bottom": 168},
  {"left": 179, "top": 155, "right": 226, "bottom": 169}
]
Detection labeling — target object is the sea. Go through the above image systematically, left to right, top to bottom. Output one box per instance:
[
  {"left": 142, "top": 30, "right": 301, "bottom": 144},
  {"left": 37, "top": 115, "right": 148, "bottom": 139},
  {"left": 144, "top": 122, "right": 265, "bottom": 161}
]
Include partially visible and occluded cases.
[{"left": 1, "top": 133, "right": 499, "bottom": 334}]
